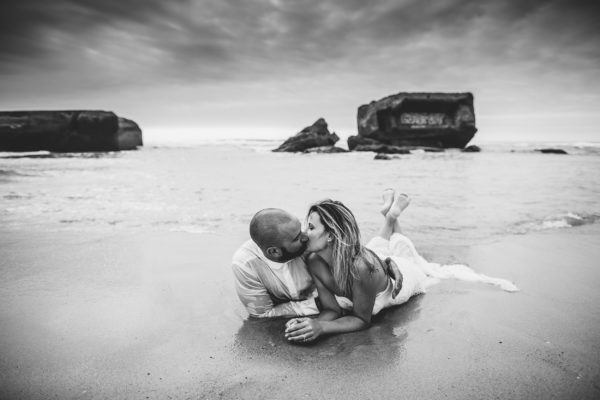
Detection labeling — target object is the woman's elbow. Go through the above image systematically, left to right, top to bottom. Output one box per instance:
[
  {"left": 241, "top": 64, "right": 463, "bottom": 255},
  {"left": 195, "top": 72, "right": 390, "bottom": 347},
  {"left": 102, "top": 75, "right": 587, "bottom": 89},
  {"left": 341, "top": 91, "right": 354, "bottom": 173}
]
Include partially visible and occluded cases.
[{"left": 354, "top": 315, "right": 371, "bottom": 330}]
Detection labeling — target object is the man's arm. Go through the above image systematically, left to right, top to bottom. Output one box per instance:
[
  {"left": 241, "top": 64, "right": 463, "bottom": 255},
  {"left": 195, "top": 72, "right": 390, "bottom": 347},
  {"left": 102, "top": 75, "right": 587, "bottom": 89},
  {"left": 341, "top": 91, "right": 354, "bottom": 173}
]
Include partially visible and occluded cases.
[
  {"left": 384, "top": 257, "right": 403, "bottom": 298},
  {"left": 232, "top": 262, "right": 319, "bottom": 318}
]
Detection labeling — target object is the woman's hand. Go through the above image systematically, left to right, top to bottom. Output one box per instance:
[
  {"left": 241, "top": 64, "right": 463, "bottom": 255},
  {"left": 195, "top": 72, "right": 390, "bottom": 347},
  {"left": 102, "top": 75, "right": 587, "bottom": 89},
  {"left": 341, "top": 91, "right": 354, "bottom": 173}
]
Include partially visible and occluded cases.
[{"left": 285, "top": 317, "right": 323, "bottom": 343}]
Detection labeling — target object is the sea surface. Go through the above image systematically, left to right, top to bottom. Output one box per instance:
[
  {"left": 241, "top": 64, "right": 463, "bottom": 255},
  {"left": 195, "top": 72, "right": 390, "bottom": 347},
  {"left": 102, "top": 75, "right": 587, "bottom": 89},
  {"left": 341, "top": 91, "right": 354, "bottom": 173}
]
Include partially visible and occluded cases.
[{"left": 1, "top": 139, "right": 599, "bottom": 251}]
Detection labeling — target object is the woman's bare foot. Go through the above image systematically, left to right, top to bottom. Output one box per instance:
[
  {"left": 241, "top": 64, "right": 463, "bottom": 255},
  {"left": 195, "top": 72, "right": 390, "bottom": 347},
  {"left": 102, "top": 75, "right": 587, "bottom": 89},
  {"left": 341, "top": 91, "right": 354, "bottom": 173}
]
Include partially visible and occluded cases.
[
  {"left": 380, "top": 188, "right": 395, "bottom": 216},
  {"left": 386, "top": 193, "right": 410, "bottom": 219}
]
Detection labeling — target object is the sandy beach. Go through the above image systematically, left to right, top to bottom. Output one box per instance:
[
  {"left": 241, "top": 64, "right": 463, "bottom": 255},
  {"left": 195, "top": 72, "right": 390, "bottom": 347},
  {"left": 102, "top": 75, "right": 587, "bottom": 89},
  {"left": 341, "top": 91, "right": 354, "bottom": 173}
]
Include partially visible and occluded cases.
[{"left": 1, "top": 223, "right": 598, "bottom": 400}]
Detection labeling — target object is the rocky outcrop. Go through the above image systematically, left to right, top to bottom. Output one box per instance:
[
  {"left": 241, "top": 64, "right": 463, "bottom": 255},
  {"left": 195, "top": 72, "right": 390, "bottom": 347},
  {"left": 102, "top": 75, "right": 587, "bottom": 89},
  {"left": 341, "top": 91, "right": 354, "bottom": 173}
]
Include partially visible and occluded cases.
[
  {"left": 349, "top": 92, "right": 477, "bottom": 149},
  {"left": 0, "top": 110, "right": 143, "bottom": 152},
  {"left": 273, "top": 118, "right": 340, "bottom": 152}
]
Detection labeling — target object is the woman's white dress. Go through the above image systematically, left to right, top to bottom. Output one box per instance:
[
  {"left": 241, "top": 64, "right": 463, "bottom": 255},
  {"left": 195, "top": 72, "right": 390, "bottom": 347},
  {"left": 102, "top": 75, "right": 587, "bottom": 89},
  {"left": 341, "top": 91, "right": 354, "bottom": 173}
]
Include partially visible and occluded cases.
[{"left": 335, "top": 233, "right": 518, "bottom": 315}]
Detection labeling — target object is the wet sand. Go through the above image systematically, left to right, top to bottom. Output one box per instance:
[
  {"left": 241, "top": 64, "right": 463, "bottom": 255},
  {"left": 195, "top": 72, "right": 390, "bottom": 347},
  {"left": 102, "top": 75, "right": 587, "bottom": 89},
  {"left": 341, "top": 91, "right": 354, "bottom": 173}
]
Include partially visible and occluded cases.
[{"left": 1, "top": 225, "right": 599, "bottom": 399}]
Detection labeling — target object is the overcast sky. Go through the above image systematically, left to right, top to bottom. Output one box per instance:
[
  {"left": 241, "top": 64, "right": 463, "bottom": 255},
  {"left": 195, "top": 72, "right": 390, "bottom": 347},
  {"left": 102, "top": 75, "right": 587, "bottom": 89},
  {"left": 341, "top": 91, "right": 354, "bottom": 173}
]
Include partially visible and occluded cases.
[{"left": 1, "top": 0, "right": 599, "bottom": 143}]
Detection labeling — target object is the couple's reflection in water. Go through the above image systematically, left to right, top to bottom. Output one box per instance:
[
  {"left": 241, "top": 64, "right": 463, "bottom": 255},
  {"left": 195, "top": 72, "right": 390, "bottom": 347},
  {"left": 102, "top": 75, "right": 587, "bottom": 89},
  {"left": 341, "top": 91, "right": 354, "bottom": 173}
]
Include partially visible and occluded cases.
[{"left": 233, "top": 295, "right": 424, "bottom": 369}]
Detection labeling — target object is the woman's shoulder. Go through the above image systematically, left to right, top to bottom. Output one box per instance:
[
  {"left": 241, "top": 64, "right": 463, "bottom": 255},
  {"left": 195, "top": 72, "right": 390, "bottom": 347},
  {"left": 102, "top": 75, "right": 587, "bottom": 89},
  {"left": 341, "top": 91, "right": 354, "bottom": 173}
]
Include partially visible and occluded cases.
[
  {"left": 356, "top": 249, "right": 383, "bottom": 271},
  {"left": 354, "top": 250, "right": 387, "bottom": 280},
  {"left": 306, "top": 252, "right": 325, "bottom": 264},
  {"left": 306, "top": 253, "right": 329, "bottom": 272},
  {"left": 351, "top": 255, "right": 369, "bottom": 277}
]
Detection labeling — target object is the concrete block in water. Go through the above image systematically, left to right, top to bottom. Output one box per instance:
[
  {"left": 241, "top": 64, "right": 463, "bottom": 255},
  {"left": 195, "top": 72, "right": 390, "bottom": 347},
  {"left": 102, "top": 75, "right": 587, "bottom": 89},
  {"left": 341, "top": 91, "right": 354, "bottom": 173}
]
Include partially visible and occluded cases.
[
  {"left": 349, "top": 92, "right": 477, "bottom": 149},
  {"left": 0, "top": 110, "right": 143, "bottom": 152}
]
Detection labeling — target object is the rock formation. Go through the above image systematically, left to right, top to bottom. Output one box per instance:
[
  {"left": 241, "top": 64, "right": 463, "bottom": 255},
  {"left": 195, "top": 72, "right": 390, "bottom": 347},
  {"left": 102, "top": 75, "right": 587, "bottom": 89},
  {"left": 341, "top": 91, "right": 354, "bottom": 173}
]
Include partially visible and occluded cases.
[
  {"left": 348, "top": 92, "right": 477, "bottom": 150},
  {"left": 0, "top": 110, "right": 143, "bottom": 152},
  {"left": 273, "top": 118, "right": 342, "bottom": 153}
]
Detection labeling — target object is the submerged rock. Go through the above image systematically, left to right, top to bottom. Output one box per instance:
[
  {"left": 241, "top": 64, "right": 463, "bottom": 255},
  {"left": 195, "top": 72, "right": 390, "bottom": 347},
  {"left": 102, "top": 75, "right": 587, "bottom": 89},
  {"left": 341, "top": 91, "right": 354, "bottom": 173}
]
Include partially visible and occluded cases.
[
  {"left": 350, "top": 92, "right": 477, "bottom": 149},
  {"left": 0, "top": 110, "right": 143, "bottom": 152},
  {"left": 273, "top": 118, "right": 339, "bottom": 152},
  {"left": 350, "top": 139, "right": 444, "bottom": 154},
  {"left": 354, "top": 144, "right": 410, "bottom": 154},
  {"left": 303, "top": 145, "right": 348, "bottom": 154},
  {"left": 462, "top": 145, "right": 481, "bottom": 152},
  {"left": 536, "top": 148, "right": 568, "bottom": 154}
]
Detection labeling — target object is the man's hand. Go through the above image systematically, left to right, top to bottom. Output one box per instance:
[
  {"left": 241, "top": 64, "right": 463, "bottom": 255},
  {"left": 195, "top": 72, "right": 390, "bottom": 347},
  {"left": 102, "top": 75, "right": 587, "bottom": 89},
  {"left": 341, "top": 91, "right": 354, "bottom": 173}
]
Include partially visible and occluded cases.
[{"left": 384, "top": 257, "right": 403, "bottom": 299}]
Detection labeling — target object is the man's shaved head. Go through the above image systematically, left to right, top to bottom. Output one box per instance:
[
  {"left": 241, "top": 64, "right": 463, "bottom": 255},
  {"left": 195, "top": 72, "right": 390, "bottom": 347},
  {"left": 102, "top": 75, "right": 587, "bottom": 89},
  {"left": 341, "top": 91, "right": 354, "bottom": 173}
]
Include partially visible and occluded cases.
[
  {"left": 249, "top": 208, "right": 295, "bottom": 249},
  {"left": 249, "top": 208, "right": 308, "bottom": 262}
]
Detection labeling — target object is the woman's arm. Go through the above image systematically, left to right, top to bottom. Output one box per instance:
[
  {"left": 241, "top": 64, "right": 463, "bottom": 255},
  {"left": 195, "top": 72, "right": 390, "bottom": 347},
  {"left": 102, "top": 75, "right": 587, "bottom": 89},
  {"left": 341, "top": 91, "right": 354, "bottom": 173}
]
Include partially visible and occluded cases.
[
  {"left": 308, "top": 253, "right": 342, "bottom": 320},
  {"left": 285, "top": 256, "right": 381, "bottom": 342}
]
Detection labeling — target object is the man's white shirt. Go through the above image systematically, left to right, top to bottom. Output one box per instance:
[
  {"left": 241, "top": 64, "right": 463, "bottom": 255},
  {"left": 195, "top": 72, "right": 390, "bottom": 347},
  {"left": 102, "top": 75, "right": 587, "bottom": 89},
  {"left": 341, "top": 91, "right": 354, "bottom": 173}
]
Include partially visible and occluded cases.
[{"left": 231, "top": 240, "right": 319, "bottom": 318}]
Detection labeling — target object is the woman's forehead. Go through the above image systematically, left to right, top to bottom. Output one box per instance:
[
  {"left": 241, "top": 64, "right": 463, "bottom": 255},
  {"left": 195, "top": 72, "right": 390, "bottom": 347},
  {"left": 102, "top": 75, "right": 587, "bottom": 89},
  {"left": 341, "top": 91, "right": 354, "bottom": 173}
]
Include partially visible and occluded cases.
[{"left": 308, "top": 211, "right": 321, "bottom": 224}]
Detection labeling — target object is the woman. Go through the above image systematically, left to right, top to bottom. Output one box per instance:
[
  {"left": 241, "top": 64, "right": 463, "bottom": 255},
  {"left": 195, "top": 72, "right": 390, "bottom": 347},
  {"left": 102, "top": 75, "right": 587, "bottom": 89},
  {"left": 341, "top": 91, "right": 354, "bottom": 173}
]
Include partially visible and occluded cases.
[{"left": 285, "top": 190, "right": 518, "bottom": 343}]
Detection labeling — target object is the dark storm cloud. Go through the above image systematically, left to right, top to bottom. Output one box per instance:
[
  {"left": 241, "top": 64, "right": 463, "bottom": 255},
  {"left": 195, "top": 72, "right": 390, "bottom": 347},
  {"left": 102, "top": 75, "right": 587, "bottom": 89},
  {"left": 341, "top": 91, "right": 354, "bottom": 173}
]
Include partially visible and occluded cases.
[
  {"left": 0, "top": 0, "right": 173, "bottom": 60},
  {"left": 1, "top": 0, "right": 599, "bottom": 83}
]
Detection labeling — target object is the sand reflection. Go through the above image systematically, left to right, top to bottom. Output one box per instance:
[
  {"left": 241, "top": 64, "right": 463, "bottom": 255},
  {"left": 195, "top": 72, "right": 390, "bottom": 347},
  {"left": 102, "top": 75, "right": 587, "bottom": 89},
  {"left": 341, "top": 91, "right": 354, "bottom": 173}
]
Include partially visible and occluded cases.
[{"left": 233, "top": 295, "right": 424, "bottom": 370}]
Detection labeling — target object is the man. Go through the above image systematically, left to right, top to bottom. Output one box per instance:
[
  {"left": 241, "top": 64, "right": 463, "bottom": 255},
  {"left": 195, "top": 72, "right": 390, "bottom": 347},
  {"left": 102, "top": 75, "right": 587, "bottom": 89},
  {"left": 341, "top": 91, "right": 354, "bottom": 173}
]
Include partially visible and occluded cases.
[{"left": 232, "top": 208, "right": 401, "bottom": 318}]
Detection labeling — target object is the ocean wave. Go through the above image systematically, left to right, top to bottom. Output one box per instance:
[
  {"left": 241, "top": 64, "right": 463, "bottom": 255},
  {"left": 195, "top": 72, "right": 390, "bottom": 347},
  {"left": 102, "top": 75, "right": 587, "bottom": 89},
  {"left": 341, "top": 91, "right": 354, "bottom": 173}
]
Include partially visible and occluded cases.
[
  {"left": 574, "top": 142, "right": 600, "bottom": 148},
  {"left": 0, "top": 151, "right": 121, "bottom": 159},
  {"left": 0, "top": 151, "right": 51, "bottom": 158},
  {"left": 0, "top": 169, "right": 27, "bottom": 176},
  {"left": 0, "top": 169, "right": 40, "bottom": 180},
  {"left": 3, "top": 192, "right": 34, "bottom": 200},
  {"left": 510, "top": 212, "right": 600, "bottom": 234},
  {"left": 168, "top": 225, "right": 211, "bottom": 234}
]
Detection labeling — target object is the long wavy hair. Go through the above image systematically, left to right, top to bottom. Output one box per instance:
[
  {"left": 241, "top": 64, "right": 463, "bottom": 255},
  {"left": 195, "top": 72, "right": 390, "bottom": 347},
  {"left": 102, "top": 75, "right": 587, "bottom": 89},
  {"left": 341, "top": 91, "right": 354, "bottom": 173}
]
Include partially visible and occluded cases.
[{"left": 307, "top": 199, "right": 374, "bottom": 297}]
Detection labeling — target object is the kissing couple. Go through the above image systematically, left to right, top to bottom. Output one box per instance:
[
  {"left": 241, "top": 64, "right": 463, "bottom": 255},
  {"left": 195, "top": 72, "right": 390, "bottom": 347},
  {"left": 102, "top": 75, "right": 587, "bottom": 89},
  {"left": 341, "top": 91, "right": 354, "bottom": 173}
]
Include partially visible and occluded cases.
[{"left": 232, "top": 189, "right": 517, "bottom": 343}]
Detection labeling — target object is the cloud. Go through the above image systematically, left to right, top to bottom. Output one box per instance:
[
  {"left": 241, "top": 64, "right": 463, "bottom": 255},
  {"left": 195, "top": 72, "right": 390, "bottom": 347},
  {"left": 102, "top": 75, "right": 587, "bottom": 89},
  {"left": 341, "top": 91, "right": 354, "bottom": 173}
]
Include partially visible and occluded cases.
[
  {"left": 0, "top": 0, "right": 598, "bottom": 138},
  {"left": 1, "top": 0, "right": 598, "bottom": 78}
]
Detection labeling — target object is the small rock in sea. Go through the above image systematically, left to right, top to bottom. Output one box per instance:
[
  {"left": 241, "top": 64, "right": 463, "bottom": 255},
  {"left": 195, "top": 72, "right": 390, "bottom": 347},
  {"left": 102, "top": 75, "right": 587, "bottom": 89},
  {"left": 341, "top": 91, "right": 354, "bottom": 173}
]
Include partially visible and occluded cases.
[
  {"left": 273, "top": 118, "right": 339, "bottom": 152},
  {"left": 462, "top": 145, "right": 481, "bottom": 152},
  {"left": 535, "top": 148, "right": 568, "bottom": 155},
  {"left": 374, "top": 153, "right": 392, "bottom": 160}
]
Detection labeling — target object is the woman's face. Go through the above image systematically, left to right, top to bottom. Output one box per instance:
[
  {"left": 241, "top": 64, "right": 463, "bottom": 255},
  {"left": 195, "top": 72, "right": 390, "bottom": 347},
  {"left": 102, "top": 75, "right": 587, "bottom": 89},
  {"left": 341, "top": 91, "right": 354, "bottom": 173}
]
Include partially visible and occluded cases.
[{"left": 305, "top": 211, "right": 330, "bottom": 253}]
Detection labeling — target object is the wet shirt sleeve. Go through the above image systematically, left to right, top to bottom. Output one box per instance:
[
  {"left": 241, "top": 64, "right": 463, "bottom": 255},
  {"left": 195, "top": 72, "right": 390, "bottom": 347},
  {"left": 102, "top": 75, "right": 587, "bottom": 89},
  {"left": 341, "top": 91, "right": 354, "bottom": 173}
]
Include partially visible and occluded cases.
[{"left": 231, "top": 260, "right": 319, "bottom": 318}]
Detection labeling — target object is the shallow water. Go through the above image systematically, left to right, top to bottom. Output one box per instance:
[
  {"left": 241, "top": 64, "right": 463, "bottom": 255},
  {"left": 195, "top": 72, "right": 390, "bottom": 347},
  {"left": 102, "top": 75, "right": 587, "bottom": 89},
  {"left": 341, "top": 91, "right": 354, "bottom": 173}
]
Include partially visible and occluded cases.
[{"left": 1, "top": 141, "right": 599, "bottom": 251}]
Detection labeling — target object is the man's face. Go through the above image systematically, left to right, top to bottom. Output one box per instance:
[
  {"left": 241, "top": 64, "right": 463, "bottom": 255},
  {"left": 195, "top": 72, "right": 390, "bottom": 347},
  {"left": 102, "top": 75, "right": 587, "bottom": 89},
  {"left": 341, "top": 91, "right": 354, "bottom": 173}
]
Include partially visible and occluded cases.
[{"left": 276, "top": 217, "right": 309, "bottom": 262}]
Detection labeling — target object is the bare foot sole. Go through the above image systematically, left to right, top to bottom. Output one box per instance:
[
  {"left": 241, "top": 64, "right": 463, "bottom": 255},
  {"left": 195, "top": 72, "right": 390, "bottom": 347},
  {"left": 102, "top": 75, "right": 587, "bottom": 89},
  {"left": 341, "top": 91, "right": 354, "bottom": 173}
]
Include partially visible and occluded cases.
[
  {"left": 380, "top": 188, "right": 395, "bottom": 216},
  {"left": 387, "top": 193, "right": 410, "bottom": 219}
]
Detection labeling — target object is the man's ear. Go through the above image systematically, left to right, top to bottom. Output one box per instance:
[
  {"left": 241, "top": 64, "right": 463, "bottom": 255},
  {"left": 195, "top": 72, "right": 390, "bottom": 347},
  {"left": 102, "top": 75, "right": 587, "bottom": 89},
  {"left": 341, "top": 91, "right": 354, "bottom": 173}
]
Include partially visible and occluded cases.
[{"left": 266, "top": 247, "right": 282, "bottom": 259}]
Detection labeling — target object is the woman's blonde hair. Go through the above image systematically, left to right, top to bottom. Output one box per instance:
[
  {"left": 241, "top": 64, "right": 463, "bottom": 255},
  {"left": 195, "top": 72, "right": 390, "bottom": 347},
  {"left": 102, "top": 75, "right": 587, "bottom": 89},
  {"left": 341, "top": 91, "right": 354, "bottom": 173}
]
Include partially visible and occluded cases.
[{"left": 308, "top": 199, "right": 374, "bottom": 297}]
